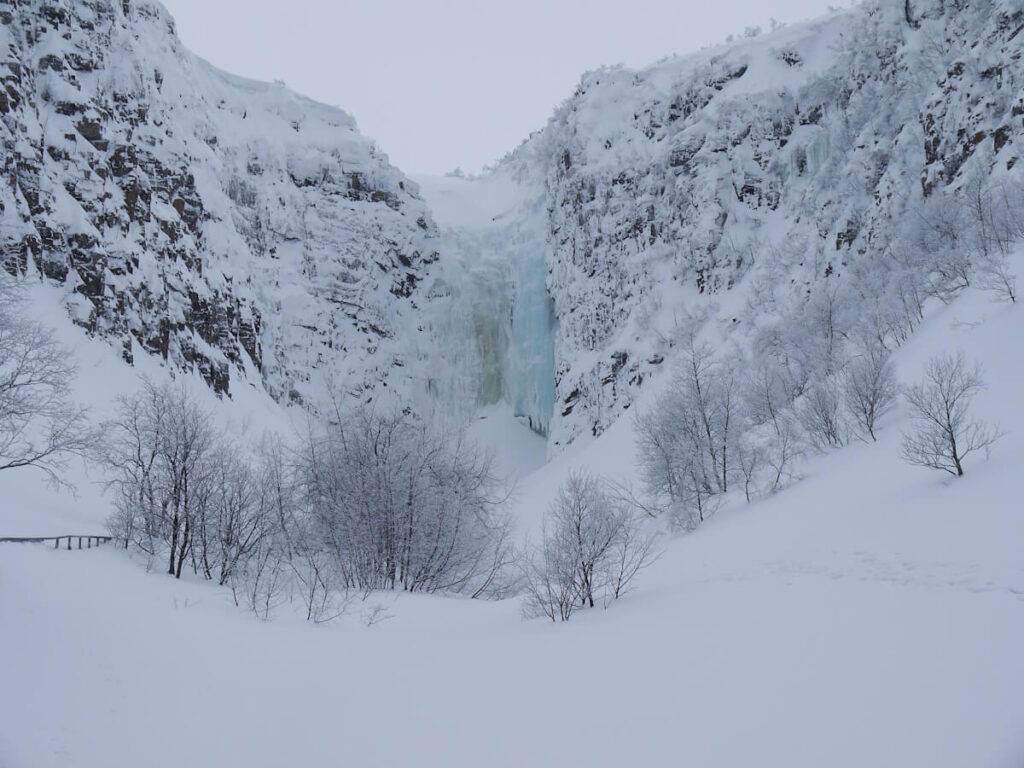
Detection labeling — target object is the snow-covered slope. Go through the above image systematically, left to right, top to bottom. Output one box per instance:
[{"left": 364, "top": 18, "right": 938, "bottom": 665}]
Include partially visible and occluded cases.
[
  {"left": 0, "top": 0, "right": 440, "bottom": 409},
  {"left": 2, "top": 277, "right": 1022, "bottom": 768}
]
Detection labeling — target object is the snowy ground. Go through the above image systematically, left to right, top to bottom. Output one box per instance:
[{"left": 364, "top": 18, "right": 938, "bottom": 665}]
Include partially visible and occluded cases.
[{"left": 2, "top": 283, "right": 1023, "bottom": 766}]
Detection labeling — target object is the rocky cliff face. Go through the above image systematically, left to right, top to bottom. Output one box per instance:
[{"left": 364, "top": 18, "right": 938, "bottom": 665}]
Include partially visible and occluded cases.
[
  {"left": 0, "top": 0, "right": 440, "bottom": 406},
  {"left": 3, "top": 0, "right": 1022, "bottom": 452},
  {"left": 495, "top": 0, "right": 1024, "bottom": 447}
]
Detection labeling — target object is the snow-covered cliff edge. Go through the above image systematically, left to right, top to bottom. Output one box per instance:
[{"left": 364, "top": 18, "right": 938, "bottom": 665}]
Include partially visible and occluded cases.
[
  {"left": 0, "top": 0, "right": 440, "bottom": 408},
  {"left": 478, "top": 0, "right": 1024, "bottom": 448}
]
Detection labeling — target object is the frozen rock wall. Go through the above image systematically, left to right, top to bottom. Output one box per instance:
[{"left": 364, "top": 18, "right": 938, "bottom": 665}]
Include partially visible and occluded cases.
[
  {"left": 0, "top": 0, "right": 440, "bottom": 409},
  {"left": 498, "top": 0, "right": 1024, "bottom": 447}
]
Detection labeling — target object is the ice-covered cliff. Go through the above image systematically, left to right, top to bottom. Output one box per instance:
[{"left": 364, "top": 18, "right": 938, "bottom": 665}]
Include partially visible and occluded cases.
[
  {"left": 0, "top": 0, "right": 440, "bottom": 407},
  {"left": 3, "top": 0, "right": 1023, "bottom": 453},
  {"left": 472, "top": 0, "right": 1024, "bottom": 448}
]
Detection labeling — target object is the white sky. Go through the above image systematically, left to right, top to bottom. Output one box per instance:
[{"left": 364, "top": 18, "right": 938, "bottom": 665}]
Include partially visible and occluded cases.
[{"left": 160, "top": 0, "right": 849, "bottom": 175}]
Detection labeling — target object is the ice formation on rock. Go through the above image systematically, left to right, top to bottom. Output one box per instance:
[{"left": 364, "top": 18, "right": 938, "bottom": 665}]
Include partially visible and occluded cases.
[
  {"left": 4, "top": 0, "right": 1023, "bottom": 458},
  {"left": 415, "top": 173, "right": 555, "bottom": 436}
]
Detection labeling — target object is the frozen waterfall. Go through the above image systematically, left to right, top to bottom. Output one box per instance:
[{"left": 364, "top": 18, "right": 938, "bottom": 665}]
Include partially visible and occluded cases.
[
  {"left": 415, "top": 174, "right": 555, "bottom": 438},
  {"left": 507, "top": 249, "right": 556, "bottom": 435}
]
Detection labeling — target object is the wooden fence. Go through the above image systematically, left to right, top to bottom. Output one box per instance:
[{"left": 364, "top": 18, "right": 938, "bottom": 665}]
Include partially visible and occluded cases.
[{"left": 0, "top": 535, "right": 113, "bottom": 549}]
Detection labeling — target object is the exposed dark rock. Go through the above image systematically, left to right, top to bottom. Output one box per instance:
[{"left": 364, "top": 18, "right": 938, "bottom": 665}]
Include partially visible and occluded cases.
[{"left": 0, "top": 0, "right": 440, "bottom": 406}]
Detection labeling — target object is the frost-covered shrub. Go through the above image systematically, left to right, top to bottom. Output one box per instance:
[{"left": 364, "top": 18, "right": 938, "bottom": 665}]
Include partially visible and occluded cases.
[
  {"left": 842, "top": 344, "right": 898, "bottom": 442},
  {"left": 101, "top": 390, "right": 517, "bottom": 620},
  {"left": 296, "top": 407, "right": 515, "bottom": 596},
  {"left": 523, "top": 470, "right": 656, "bottom": 622}
]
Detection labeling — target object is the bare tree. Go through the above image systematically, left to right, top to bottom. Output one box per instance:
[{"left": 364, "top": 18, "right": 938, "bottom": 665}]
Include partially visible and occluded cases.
[
  {"left": 966, "top": 177, "right": 1021, "bottom": 304},
  {"left": 911, "top": 191, "right": 973, "bottom": 302},
  {"left": 976, "top": 249, "right": 1018, "bottom": 304},
  {"left": 861, "top": 251, "right": 927, "bottom": 348},
  {"left": 0, "top": 276, "right": 93, "bottom": 485},
  {"left": 804, "top": 280, "right": 851, "bottom": 373},
  {"left": 680, "top": 338, "right": 735, "bottom": 493},
  {"left": 635, "top": 339, "right": 736, "bottom": 527},
  {"left": 843, "top": 344, "right": 898, "bottom": 441},
  {"left": 900, "top": 352, "right": 1000, "bottom": 477},
  {"left": 742, "top": 357, "right": 795, "bottom": 434},
  {"left": 797, "top": 376, "right": 848, "bottom": 450},
  {"left": 101, "top": 379, "right": 217, "bottom": 578},
  {"left": 157, "top": 384, "right": 216, "bottom": 578},
  {"left": 101, "top": 386, "right": 167, "bottom": 553},
  {"left": 634, "top": 402, "right": 686, "bottom": 510},
  {"left": 635, "top": 402, "right": 717, "bottom": 529},
  {"left": 765, "top": 414, "right": 802, "bottom": 493},
  {"left": 249, "top": 434, "right": 306, "bottom": 610},
  {"left": 734, "top": 435, "right": 764, "bottom": 502},
  {"left": 247, "top": 436, "right": 329, "bottom": 620},
  {"left": 203, "top": 446, "right": 269, "bottom": 587},
  {"left": 523, "top": 470, "right": 657, "bottom": 621},
  {"left": 553, "top": 470, "right": 621, "bottom": 609},
  {"left": 605, "top": 508, "right": 658, "bottom": 602},
  {"left": 468, "top": 513, "right": 521, "bottom": 600},
  {"left": 232, "top": 528, "right": 288, "bottom": 621},
  {"left": 522, "top": 533, "right": 579, "bottom": 622}
]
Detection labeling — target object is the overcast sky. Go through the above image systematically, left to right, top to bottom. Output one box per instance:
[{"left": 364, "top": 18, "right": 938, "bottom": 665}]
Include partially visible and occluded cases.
[{"left": 160, "top": 0, "right": 849, "bottom": 176}]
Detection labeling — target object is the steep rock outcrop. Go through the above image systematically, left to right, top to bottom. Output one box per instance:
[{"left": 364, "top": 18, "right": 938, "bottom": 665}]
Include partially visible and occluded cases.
[
  {"left": 0, "top": 0, "right": 440, "bottom": 406},
  {"left": 498, "top": 0, "right": 1024, "bottom": 447}
]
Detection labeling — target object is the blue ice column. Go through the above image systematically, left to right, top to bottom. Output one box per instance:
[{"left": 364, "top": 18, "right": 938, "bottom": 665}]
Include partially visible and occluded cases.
[{"left": 507, "top": 251, "right": 556, "bottom": 436}]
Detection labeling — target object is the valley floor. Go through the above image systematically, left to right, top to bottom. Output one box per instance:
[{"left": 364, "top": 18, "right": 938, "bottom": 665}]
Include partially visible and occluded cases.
[{"left": 2, "top": 288, "right": 1023, "bottom": 767}]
